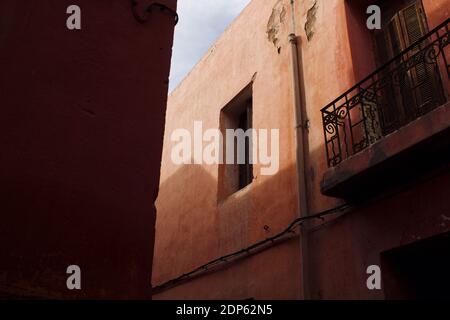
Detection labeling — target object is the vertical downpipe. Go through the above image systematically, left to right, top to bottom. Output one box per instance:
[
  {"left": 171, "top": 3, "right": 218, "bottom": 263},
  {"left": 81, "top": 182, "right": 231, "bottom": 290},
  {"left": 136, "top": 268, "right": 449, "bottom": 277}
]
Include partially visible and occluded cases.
[{"left": 289, "top": 0, "right": 310, "bottom": 299}]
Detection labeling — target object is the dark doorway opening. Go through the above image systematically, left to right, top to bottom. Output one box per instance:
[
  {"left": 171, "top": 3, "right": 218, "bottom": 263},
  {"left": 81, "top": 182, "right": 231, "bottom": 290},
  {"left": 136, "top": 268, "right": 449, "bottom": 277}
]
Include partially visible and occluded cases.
[{"left": 381, "top": 232, "right": 450, "bottom": 299}]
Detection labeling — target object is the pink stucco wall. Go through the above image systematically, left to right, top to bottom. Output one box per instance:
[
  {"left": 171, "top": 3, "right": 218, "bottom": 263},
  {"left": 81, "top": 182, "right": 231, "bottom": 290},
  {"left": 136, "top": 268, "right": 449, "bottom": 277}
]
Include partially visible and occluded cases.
[{"left": 153, "top": 0, "right": 450, "bottom": 299}]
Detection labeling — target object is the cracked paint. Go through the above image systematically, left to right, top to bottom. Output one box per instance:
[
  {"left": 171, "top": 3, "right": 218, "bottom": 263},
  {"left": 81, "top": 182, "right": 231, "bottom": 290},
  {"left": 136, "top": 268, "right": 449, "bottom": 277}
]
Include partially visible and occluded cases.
[
  {"left": 266, "top": 0, "right": 287, "bottom": 53},
  {"left": 305, "top": 0, "right": 318, "bottom": 41}
]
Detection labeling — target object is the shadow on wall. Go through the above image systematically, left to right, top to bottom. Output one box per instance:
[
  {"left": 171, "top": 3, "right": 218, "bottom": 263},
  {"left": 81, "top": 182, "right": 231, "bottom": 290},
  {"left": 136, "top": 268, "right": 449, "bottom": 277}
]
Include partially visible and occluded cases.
[
  {"left": 153, "top": 162, "right": 301, "bottom": 300},
  {"left": 154, "top": 164, "right": 220, "bottom": 286}
]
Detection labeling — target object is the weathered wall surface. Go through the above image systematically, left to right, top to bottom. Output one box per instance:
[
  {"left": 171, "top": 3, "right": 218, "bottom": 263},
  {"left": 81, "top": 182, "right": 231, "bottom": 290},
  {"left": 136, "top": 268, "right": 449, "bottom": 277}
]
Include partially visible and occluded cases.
[
  {"left": 0, "top": 0, "right": 176, "bottom": 299},
  {"left": 153, "top": 0, "right": 302, "bottom": 300},
  {"left": 154, "top": 0, "right": 449, "bottom": 299},
  {"left": 295, "top": 0, "right": 450, "bottom": 299}
]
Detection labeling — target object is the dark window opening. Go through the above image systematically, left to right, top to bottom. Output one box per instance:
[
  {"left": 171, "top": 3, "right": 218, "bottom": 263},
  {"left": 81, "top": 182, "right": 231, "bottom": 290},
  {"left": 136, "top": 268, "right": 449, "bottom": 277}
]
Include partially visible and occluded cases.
[
  {"left": 218, "top": 83, "right": 254, "bottom": 201},
  {"left": 238, "top": 103, "right": 253, "bottom": 190}
]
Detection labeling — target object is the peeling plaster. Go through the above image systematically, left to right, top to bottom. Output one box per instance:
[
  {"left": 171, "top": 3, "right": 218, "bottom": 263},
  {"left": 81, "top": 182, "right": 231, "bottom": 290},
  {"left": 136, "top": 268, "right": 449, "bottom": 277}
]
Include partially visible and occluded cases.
[
  {"left": 266, "top": 0, "right": 287, "bottom": 53},
  {"left": 305, "top": 0, "right": 318, "bottom": 41}
]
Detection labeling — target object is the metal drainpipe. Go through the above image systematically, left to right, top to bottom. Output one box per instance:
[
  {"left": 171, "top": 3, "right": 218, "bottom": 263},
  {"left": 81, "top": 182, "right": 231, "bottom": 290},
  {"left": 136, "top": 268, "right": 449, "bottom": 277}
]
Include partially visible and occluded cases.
[{"left": 289, "top": 0, "right": 310, "bottom": 300}]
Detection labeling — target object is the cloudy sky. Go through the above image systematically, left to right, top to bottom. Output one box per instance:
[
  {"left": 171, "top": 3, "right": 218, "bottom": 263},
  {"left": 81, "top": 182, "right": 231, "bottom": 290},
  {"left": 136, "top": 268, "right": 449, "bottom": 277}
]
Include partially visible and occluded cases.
[{"left": 169, "top": 0, "right": 252, "bottom": 92}]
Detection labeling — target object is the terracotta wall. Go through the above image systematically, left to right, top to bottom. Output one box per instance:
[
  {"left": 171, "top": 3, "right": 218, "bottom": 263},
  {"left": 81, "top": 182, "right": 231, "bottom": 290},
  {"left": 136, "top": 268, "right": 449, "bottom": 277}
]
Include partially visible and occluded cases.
[
  {"left": 0, "top": 0, "right": 176, "bottom": 299},
  {"left": 153, "top": 0, "right": 449, "bottom": 299},
  {"left": 153, "top": 0, "right": 302, "bottom": 300},
  {"left": 296, "top": 0, "right": 450, "bottom": 299}
]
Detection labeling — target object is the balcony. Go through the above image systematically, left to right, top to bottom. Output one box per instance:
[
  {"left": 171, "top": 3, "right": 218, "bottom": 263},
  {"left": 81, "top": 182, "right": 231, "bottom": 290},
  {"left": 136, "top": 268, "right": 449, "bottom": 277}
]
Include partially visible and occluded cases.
[{"left": 321, "top": 19, "right": 450, "bottom": 200}]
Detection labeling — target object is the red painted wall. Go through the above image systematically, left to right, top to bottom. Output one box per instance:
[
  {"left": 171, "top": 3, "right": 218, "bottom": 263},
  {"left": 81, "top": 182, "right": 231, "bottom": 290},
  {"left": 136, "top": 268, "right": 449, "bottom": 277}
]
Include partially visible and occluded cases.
[
  {"left": 0, "top": 0, "right": 176, "bottom": 299},
  {"left": 307, "top": 0, "right": 450, "bottom": 299}
]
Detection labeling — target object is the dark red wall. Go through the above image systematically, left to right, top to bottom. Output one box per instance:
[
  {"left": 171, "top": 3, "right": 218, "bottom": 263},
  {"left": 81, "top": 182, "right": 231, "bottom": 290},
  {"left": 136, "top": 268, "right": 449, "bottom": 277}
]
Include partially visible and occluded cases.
[
  {"left": 0, "top": 0, "right": 176, "bottom": 299},
  {"left": 309, "top": 169, "right": 450, "bottom": 299}
]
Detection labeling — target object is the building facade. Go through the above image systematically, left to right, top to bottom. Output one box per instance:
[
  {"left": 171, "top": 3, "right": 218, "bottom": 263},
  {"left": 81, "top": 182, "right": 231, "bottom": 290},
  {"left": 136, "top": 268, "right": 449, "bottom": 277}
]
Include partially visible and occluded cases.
[
  {"left": 0, "top": 0, "right": 177, "bottom": 299},
  {"left": 153, "top": 0, "right": 450, "bottom": 299}
]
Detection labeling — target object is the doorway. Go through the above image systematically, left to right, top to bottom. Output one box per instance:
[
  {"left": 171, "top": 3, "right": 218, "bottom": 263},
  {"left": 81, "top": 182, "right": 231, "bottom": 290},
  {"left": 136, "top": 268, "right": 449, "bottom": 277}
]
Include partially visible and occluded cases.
[{"left": 381, "top": 232, "right": 450, "bottom": 299}]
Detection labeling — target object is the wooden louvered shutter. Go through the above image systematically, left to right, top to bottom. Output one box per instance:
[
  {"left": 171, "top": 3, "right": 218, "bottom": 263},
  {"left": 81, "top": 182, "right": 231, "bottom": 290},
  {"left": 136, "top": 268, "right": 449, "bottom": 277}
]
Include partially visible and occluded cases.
[
  {"left": 374, "top": 1, "right": 445, "bottom": 132},
  {"left": 397, "top": 3, "right": 445, "bottom": 115},
  {"left": 398, "top": 3, "right": 428, "bottom": 48},
  {"left": 374, "top": 15, "right": 407, "bottom": 133}
]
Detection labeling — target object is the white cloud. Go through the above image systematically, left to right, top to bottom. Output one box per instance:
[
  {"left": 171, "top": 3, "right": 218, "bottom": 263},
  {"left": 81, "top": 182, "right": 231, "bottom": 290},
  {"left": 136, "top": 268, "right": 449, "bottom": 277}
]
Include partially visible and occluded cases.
[{"left": 169, "top": 0, "right": 252, "bottom": 92}]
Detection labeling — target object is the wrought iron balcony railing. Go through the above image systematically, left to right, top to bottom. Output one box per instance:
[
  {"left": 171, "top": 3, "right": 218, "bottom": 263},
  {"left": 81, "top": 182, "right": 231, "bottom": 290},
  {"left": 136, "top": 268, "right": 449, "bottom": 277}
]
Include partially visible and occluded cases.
[{"left": 322, "top": 18, "right": 449, "bottom": 167}]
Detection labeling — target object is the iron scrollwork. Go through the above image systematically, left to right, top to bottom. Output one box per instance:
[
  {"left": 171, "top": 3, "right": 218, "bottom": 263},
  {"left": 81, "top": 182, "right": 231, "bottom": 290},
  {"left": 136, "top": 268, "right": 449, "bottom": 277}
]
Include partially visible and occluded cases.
[{"left": 321, "top": 19, "right": 449, "bottom": 167}]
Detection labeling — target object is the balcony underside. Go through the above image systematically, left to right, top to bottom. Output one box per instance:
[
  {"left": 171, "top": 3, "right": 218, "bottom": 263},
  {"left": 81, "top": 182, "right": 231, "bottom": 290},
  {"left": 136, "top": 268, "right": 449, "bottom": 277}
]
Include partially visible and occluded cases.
[{"left": 321, "top": 102, "right": 450, "bottom": 200}]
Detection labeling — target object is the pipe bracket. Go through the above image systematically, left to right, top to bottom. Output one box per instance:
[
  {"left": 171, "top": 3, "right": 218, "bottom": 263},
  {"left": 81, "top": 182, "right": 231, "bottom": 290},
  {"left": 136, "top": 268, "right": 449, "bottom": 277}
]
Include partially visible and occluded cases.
[{"left": 131, "top": 1, "right": 179, "bottom": 25}]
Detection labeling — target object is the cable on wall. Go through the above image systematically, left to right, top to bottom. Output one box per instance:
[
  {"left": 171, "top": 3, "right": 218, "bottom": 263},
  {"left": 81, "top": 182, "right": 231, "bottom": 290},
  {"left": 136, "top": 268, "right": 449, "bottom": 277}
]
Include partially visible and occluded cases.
[{"left": 152, "top": 203, "right": 351, "bottom": 294}]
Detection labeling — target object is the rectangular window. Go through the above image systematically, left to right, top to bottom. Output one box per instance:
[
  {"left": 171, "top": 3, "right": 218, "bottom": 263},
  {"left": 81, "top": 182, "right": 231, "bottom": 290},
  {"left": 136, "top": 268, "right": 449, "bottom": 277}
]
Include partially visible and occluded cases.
[{"left": 218, "top": 83, "right": 254, "bottom": 201}]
